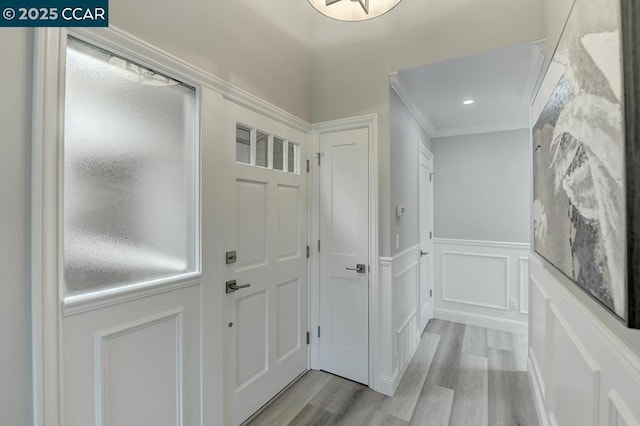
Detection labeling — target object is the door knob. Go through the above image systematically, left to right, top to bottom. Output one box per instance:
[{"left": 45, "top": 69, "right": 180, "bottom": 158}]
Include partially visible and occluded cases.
[
  {"left": 420, "top": 250, "right": 429, "bottom": 257},
  {"left": 346, "top": 264, "right": 366, "bottom": 273},
  {"left": 226, "top": 280, "right": 251, "bottom": 294}
]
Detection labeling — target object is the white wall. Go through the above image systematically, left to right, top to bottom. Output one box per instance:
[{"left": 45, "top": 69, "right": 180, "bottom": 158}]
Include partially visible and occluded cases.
[
  {"left": 110, "top": 0, "right": 312, "bottom": 121},
  {"left": 310, "top": 0, "right": 545, "bottom": 257},
  {"left": 0, "top": 28, "right": 33, "bottom": 426},
  {"left": 389, "top": 89, "right": 432, "bottom": 256},
  {"left": 432, "top": 129, "right": 531, "bottom": 243}
]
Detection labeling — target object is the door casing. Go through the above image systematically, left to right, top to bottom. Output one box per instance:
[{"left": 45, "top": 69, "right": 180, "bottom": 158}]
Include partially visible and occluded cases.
[{"left": 307, "top": 114, "right": 380, "bottom": 392}]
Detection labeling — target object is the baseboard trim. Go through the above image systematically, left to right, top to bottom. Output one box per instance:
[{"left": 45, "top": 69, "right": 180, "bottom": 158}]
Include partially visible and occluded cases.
[
  {"left": 434, "top": 307, "right": 528, "bottom": 335},
  {"left": 528, "top": 357, "right": 550, "bottom": 426},
  {"left": 375, "top": 373, "right": 395, "bottom": 396}
]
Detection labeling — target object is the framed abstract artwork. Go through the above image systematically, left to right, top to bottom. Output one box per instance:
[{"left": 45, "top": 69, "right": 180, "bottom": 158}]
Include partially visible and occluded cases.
[{"left": 532, "top": 0, "right": 639, "bottom": 327}]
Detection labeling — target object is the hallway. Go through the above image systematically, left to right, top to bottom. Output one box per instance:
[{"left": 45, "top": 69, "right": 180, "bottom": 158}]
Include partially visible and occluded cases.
[{"left": 248, "top": 320, "right": 538, "bottom": 426}]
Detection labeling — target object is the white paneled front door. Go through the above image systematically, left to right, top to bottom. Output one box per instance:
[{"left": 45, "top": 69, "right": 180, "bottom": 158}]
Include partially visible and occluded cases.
[
  {"left": 223, "top": 103, "right": 308, "bottom": 425},
  {"left": 318, "top": 127, "right": 369, "bottom": 385},
  {"left": 418, "top": 145, "right": 434, "bottom": 331}
]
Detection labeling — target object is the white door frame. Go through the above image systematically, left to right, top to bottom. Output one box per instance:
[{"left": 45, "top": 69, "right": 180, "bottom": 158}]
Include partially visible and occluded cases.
[{"left": 307, "top": 114, "right": 380, "bottom": 391}]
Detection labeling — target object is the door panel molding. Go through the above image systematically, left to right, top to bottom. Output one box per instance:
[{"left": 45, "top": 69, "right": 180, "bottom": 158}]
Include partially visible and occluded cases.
[{"left": 308, "top": 114, "right": 380, "bottom": 391}]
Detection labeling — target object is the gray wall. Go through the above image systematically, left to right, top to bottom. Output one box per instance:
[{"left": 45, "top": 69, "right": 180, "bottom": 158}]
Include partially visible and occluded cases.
[
  {"left": 0, "top": 28, "right": 33, "bottom": 426},
  {"left": 389, "top": 89, "right": 432, "bottom": 256},
  {"left": 433, "top": 129, "right": 530, "bottom": 243}
]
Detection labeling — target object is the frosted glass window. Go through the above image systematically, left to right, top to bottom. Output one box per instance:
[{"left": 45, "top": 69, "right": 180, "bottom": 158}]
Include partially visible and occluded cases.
[
  {"left": 63, "top": 37, "right": 198, "bottom": 295},
  {"left": 236, "top": 124, "right": 251, "bottom": 164},
  {"left": 256, "top": 131, "right": 269, "bottom": 168},
  {"left": 273, "top": 137, "right": 284, "bottom": 171},
  {"left": 288, "top": 143, "right": 297, "bottom": 173}
]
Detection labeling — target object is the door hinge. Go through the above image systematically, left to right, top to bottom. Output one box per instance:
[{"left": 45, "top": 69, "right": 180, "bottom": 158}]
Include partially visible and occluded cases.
[
  {"left": 316, "top": 152, "right": 323, "bottom": 166},
  {"left": 306, "top": 159, "right": 310, "bottom": 173},
  {"left": 429, "top": 172, "right": 434, "bottom": 182},
  {"left": 430, "top": 231, "right": 433, "bottom": 240},
  {"left": 318, "top": 240, "right": 321, "bottom": 252},
  {"left": 306, "top": 245, "right": 310, "bottom": 258},
  {"left": 430, "top": 289, "right": 433, "bottom": 298},
  {"left": 318, "top": 326, "right": 321, "bottom": 338},
  {"left": 306, "top": 331, "right": 310, "bottom": 345}
]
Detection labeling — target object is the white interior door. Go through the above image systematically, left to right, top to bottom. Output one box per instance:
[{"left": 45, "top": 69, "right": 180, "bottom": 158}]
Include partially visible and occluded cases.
[
  {"left": 223, "top": 103, "right": 308, "bottom": 425},
  {"left": 318, "top": 127, "right": 369, "bottom": 385},
  {"left": 418, "top": 145, "right": 435, "bottom": 332}
]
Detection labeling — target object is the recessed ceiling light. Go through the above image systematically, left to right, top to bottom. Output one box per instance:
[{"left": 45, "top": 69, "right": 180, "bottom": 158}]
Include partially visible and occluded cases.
[{"left": 463, "top": 99, "right": 475, "bottom": 105}]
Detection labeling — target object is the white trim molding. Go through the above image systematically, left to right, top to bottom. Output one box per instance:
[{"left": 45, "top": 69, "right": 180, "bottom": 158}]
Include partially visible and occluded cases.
[
  {"left": 32, "top": 28, "right": 66, "bottom": 426},
  {"left": 389, "top": 72, "right": 436, "bottom": 137},
  {"left": 308, "top": 114, "right": 380, "bottom": 393},
  {"left": 433, "top": 238, "right": 530, "bottom": 334}
]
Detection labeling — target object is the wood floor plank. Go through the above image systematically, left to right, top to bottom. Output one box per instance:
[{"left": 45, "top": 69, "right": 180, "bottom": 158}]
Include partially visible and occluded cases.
[
  {"left": 425, "top": 318, "right": 448, "bottom": 335},
  {"left": 249, "top": 321, "right": 538, "bottom": 426},
  {"left": 425, "top": 321, "right": 465, "bottom": 389},
  {"left": 462, "top": 325, "right": 488, "bottom": 358},
  {"left": 487, "top": 329, "right": 512, "bottom": 351},
  {"left": 381, "top": 332, "right": 440, "bottom": 421},
  {"left": 510, "top": 332, "right": 529, "bottom": 371},
  {"left": 487, "top": 347, "right": 539, "bottom": 426},
  {"left": 448, "top": 353, "right": 489, "bottom": 426},
  {"left": 246, "top": 370, "right": 332, "bottom": 426},
  {"left": 308, "top": 375, "right": 365, "bottom": 415},
  {"left": 409, "top": 384, "right": 454, "bottom": 426},
  {"left": 334, "top": 388, "right": 387, "bottom": 425},
  {"left": 288, "top": 404, "right": 335, "bottom": 426},
  {"left": 368, "top": 411, "right": 410, "bottom": 426}
]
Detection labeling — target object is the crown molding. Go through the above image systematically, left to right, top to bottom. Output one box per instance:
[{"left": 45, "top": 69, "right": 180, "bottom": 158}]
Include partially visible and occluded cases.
[
  {"left": 524, "top": 39, "right": 548, "bottom": 104},
  {"left": 389, "top": 72, "right": 436, "bottom": 137},
  {"left": 434, "top": 120, "right": 531, "bottom": 139}
]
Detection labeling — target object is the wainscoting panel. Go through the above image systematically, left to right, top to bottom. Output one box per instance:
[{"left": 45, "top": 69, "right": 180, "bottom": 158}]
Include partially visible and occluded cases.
[
  {"left": 434, "top": 239, "right": 529, "bottom": 334},
  {"left": 378, "top": 245, "right": 421, "bottom": 396},
  {"left": 441, "top": 251, "right": 509, "bottom": 310},
  {"left": 529, "top": 255, "right": 640, "bottom": 426},
  {"left": 62, "top": 284, "right": 201, "bottom": 426},
  {"left": 549, "top": 305, "right": 600, "bottom": 426},
  {"left": 96, "top": 310, "right": 184, "bottom": 426}
]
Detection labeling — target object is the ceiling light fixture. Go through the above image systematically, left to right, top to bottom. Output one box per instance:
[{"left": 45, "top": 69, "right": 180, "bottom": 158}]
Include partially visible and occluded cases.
[
  {"left": 307, "top": 0, "right": 403, "bottom": 22},
  {"left": 463, "top": 99, "right": 475, "bottom": 105}
]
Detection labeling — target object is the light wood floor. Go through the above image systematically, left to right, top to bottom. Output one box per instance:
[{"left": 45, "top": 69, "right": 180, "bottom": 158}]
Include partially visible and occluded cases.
[{"left": 247, "top": 319, "right": 538, "bottom": 426}]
